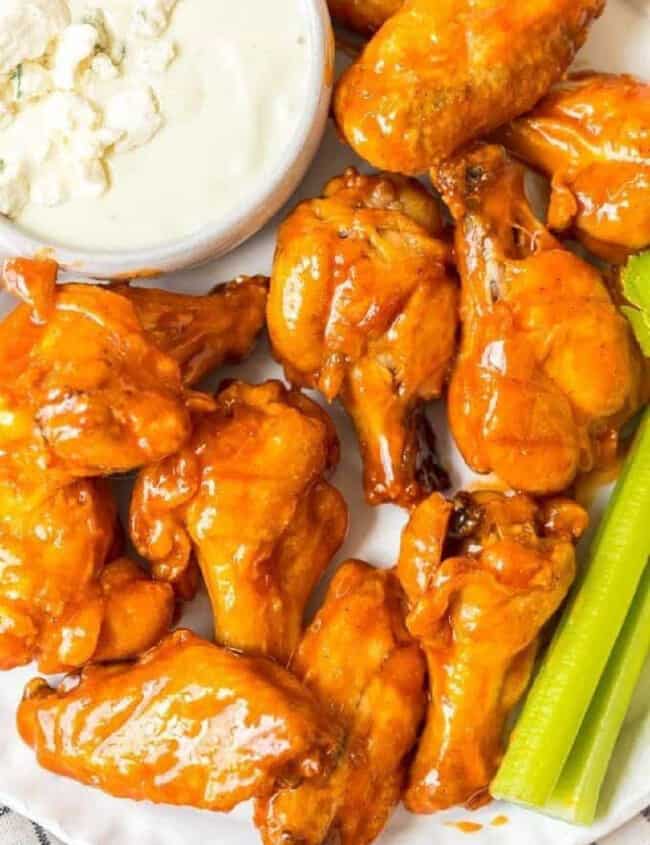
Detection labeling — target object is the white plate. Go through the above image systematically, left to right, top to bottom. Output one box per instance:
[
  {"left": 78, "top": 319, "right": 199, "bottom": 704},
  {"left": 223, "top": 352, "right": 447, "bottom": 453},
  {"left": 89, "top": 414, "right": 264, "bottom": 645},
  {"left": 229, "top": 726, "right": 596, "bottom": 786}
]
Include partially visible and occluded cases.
[{"left": 0, "top": 2, "right": 649, "bottom": 843}]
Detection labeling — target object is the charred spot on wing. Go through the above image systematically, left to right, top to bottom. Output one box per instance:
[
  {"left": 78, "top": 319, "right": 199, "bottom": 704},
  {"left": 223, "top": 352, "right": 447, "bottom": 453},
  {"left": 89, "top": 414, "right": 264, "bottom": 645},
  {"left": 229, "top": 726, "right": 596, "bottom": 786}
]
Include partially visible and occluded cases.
[
  {"left": 465, "top": 164, "right": 485, "bottom": 188},
  {"left": 488, "top": 276, "right": 501, "bottom": 303},
  {"left": 414, "top": 408, "right": 451, "bottom": 494},
  {"left": 448, "top": 492, "right": 484, "bottom": 541}
]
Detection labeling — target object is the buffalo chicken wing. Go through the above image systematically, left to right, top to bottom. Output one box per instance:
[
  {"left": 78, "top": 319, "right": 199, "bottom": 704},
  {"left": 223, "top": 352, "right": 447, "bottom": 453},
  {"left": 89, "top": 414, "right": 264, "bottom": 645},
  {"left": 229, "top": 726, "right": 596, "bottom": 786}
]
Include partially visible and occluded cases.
[
  {"left": 334, "top": 0, "right": 605, "bottom": 173},
  {"left": 496, "top": 72, "right": 650, "bottom": 262},
  {"left": 434, "top": 145, "right": 643, "bottom": 494},
  {"left": 268, "top": 168, "right": 457, "bottom": 506},
  {"left": 0, "top": 258, "right": 203, "bottom": 671},
  {"left": 0, "top": 259, "right": 213, "bottom": 505},
  {"left": 118, "top": 274, "right": 268, "bottom": 386},
  {"left": 130, "top": 380, "right": 348, "bottom": 663},
  {"left": 0, "top": 471, "right": 175, "bottom": 673},
  {"left": 0, "top": 480, "right": 173, "bottom": 673},
  {"left": 398, "top": 490, "right": 587, "bottom": 812},
  {"left": 255, "top": 560, "right": 426, "bottom": 845},
  {"left": 18, "top": 629, "right": 342, "bottom": 812}
]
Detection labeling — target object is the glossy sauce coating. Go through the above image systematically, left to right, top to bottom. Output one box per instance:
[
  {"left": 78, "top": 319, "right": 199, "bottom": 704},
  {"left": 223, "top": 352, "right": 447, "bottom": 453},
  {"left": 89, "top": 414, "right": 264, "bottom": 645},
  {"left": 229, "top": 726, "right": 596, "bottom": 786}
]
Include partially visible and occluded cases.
[
  {"left": 328, "top": 0, "right": 402, "bottom": 33},
  {"left": 334, "top": 0, "right": 605, "bottom": 173},
  {"left": 496, "top": 72, "right": 650, "bottom": 262},
  {"left": 434, "top": 145, "right": 643, "bottom": 494},
  {"left": 268, "top": 168, "right": 457, "bottom": 506},
  {"left": 0, "top": 259, "right": 213, "bottom": 505},
  {"left": 0, "top": 259, "right": 216, "bottom": 672},
  {"left": 117, "top": 275, "right": 268, "bottom": 386},
  {"left": 130, "top": 380, "right": 348, "bottom": 663},
  {"left": 0, "top": 471, "right": 173, "bottom": 673},
  {"left": 0, "top": 477, "right": 116, "bottom": 671},
  {"left": 2, "top": 480, "right": 124, "bottom": 672},
  {"left": 398, "top": 490, "right": 587, "bottom": 812},
  {"left": 255, "top": 560, "right": 426, "bottom": 845},
  {"left": 17, "top": 629, "right": 342, "bottom": 812}
]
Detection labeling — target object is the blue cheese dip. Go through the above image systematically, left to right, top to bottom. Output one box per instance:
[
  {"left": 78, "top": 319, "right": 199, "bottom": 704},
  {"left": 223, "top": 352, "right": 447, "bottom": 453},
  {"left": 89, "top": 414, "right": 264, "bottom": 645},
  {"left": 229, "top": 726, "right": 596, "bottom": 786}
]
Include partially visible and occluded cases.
[{"left": 0, "top": 0, "right": 311, "bottom": 249}]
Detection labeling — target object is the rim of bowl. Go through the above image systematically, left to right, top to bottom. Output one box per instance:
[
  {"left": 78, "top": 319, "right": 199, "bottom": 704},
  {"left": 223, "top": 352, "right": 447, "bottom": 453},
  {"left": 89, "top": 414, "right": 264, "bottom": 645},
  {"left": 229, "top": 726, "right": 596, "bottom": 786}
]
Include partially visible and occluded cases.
[{"left": 0, "top": 0, "right": 334, "bottom": 279}]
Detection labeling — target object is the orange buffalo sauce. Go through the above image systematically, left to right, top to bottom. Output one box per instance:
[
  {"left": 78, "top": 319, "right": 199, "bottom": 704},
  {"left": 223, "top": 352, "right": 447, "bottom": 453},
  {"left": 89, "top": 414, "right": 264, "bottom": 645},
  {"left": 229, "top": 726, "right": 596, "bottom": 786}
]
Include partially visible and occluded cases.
[{"left": 445, "top": 821, "right": 484, "bottom": 834}]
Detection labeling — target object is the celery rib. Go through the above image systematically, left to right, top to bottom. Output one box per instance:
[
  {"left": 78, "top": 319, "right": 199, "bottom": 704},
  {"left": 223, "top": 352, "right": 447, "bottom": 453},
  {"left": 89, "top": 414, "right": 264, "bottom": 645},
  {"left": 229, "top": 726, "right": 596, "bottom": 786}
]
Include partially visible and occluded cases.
[
  {"left": 491, "top": 407, "right": 650, "bottom": 808},
  {"left": 548, "top": 563, "right": 650, "bottom": 825}
]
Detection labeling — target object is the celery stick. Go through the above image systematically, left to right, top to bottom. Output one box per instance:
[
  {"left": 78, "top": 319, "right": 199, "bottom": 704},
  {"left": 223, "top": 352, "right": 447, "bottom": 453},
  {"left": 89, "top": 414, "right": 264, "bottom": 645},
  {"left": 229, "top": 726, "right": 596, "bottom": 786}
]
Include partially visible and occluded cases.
[
  {"left": 491, "top": 407, "right": 650, "bottom": 807},
  {"left": 549, "top": 563, "right": 650, "bottom": 825}
]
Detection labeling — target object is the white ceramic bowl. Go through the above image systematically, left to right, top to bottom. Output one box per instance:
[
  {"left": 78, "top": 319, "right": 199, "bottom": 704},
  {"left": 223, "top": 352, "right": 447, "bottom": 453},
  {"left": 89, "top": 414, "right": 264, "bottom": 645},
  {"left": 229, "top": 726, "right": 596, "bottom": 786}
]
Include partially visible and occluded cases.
[{"left": 0, "top": 0, "right": 334, "bottom": 280}]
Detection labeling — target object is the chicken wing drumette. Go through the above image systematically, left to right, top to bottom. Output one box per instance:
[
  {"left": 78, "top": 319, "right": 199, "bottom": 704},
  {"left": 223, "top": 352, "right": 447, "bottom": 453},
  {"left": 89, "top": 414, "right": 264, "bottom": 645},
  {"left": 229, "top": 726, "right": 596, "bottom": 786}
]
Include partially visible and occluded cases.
[
  {"left": 328, "top": 0, "right": 401, "bottom": 33},
  {"left": 334, "top": 0, "right": 605, "bottom": 173},
  {"left": 495, "top": 72, "right": 650, "bottom": 263},
  {"left": 433, "top": 145, "right": 643, "bottom": 494},
  {"left": 267, "top": 168, "right": 457, "bottom": 506},
  {"left": 117, "top": 274, "right": 268, "bottom": 386},
  {"left": 131, "top": 380, "right": 348, "bottom": 663},
  {"left": 398, "top": 490, "right": 588, "bottom": 812},
  {"left": 255, "top": 560, "right": 426, "bottom": 845},
  {"left": 18, "top": 629, "right": 342, "bottom": 812}
]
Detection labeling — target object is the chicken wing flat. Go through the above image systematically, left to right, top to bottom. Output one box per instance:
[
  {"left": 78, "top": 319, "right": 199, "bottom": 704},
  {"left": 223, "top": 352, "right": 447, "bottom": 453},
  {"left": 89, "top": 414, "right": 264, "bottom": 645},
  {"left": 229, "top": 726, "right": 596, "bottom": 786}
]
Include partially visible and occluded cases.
[
  {"left": 328, "top": 0, "right": 401, "bottom": 33},
  {"left": 334, "top": 0, "right": 605, "bottom": 174},
  {"left": 495, "top": 72, "right": 650, "bottom": 262},
  {"left": 433, "top": 144, "right": 643, "bottom": 494},
  {"left": 267, "top": 168, "right": 457, "bottom": 506},
  {"left": 0, "top": 259, "right": 213, "bottom": 504},
  {"left": 117, "top": 274, "right": 268, "bottom": 386},
  {"left": 130, "top": 380, "right": 348, "bottom": 663},
  {"left": 0, "top": 477, "right": 175, "bottom": 673},
  {"left": 398, "top": 490, "right": 587, "bottom": 812},
  {"left": 255, "top": 560, "right": 426, "bottom": 845},
  {"left": 17, "top": 629, "right": 342, "bottom": 812}
]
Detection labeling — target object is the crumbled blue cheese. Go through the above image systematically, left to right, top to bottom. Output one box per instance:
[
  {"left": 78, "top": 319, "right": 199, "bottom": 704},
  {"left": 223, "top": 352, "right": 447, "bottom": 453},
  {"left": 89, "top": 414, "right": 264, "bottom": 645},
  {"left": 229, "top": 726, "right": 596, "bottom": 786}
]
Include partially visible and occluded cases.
[
  {"left": 0, "top": 0, "right": 180, "bottom": 219},
  {"left": 0, "top": 0, "right": 70, "bottom": 74},
  {"left": 131, "top": 0, "right": 178, "bottom": 38},
  {"left": 81, "top": 8, "right": 110, "bottom": 51},
  {"left": 52, "top": 23, "right": 99, "bottom": 90},
  {"left": 88, "top": 53, "right": 119, "bottom": 82},
  {"left": 14, "top": 62, "right": 52, "bottom": 102},
  {"left": 104, "top": 86, "right": 161, "bottom": 153},
  {"left": 29, "top": 92, "right": 121, "bottom": 205}
]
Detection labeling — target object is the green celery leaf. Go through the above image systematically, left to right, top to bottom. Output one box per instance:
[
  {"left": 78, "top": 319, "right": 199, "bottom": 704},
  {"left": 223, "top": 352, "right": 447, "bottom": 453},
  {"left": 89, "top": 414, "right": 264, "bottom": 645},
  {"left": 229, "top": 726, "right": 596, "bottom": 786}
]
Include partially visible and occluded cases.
[{"left": 622, "top": 253, "right": 650, "bottom": 355}]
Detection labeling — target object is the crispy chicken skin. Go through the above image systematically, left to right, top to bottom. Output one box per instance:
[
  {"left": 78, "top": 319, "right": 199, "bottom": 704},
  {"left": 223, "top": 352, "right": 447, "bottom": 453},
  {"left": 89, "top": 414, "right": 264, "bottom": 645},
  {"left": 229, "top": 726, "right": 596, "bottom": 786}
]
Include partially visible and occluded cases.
[
  {"left": 328, "top": 0, "right": 401, "bottom": 33},
  {"left": 333, "top": 0, "right": 605, "bottom": 174},
  {"left": 495, "top": 72, "right": 650, "bottom": 262},
  {"left": 433, "top": 145, "right": 643, "bottom": 495},
  {"left": 267, "top": 168, "right": 457, "bottom": 506},
  {"left": 0, "top": 258, "right": 197, "bottom": 671},
  {"left": 0, "top": 259, "right": 213, "bottom": 504},
  {"left": 117, "top": 275, "right": 268, "bottom": 386},
  {"left": 130, "top": 380, "right": 348, "bottom": 663},
  {"left": 0, "top": 479, "right": 116, "bottom": 671},
  {"left": 0, "top": 480, "right": 170, "bottom": 673},
  {"left": 0, "top": 481, "right": 173, "bottom": 670},
  {"left": 398, "top": 490, "right": 587, "bottom": 812},
  {"left": 255, "top": 560, "right": 426, "bottom": 845},
  {"left": 17, "top": 629, "right": 342, "bottom": 812}
]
